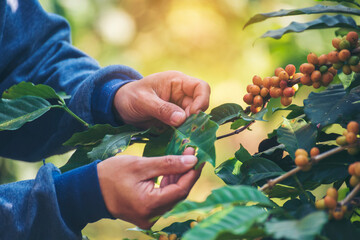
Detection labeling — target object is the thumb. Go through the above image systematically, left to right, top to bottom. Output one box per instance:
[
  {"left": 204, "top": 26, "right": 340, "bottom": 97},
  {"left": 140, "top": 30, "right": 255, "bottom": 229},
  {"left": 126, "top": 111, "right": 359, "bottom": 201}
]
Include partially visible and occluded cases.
[
  {"left": 146, "top": 96, "right": 186, "bottom": 126},
  {"left": 138, "top": 155, "right": 198, "bottom": 180}
]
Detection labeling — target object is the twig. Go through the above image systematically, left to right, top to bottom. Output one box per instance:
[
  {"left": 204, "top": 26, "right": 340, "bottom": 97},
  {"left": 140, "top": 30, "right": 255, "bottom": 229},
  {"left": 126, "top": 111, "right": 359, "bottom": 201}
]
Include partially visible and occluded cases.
[
  {"left": 216, "top": 121, "right": 254, "bottom": 140},
  {"left": 260, "top": 144, "right": 357, "bottom": 192},
  {"left": 340, "top": 184, "right": 360, "bottom": 206}
]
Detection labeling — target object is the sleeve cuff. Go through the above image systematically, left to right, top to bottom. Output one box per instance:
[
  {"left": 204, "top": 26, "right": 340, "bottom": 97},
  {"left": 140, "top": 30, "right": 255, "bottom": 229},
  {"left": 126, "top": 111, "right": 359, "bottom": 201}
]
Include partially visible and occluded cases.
[
  {"left": 92, "top": 79, "right": 135, "bottom": 125},
  {"left": 54, "top": 160, "right": 113, "bottom": 232}
]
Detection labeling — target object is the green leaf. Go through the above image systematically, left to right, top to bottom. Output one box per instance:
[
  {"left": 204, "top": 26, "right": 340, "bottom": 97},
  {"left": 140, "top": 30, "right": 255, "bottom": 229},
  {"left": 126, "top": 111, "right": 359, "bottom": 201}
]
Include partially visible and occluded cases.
[
  {"left": 244, "top": 4, "right": 360, "bottom": 29},
  {"left": 261, "top": 15, "right": 357, "bottom": 39},
  {"left": 338, "top": 72, "right": 360, "bottom": 91},
  {"left": 2, "top": 82, "right": 63, "bottom": 101},
  {"left": 304, "top": 84, "right": 360, "bottom": 128},
  {"left": 0, "top": 96, "right": 54, "bottom": 131},
  {"left": 209, "top": 103, "right": 244, "bottom": 125},
  {"left": 272, "top": 104, "right": 304, "bottom": 119},
  {"left": 240, "top": 108, "right": 268, "bottom": 121},
  {"left": 165, "top": 112, "right": 219, "bottom": 167},
  {"left": 230, "top": 118, "right": 249, "bottom": 130},
  {"left": 276, "top": 118, "right": 318, "bottom": 159},
  {"left": 64, "top": 124, "right": 133, "bottom": 147},
  {"left": 88, "top": 127, "right": 145, "bottom": 160},
  {"left": 143, "top": 128, "right": 173, "bottom": 157},
  {"left": 234, "top": 144, "right": 252, "bottom": 162},
  {"left": 60, "top": 146, "right": 93, "bottom": 173},
  {"left": 240, "top": 157, "right": 285, "bottom": 185},
  {"left": 215, "top": 158, "right": 243, "bottom": 185},
  {"left": 265, "top": 184, "right": 302, "bottom": 199},
  {"left": 164, "top": 185, "right": 273, "bottom": 218},
  {"left": 182, "top": 206, "right": 269, "bottom": 240},
  {"left": 265, "top": 211, "right": 328, "bottom": 240},
  {"left": 321, "top": 219, "right": 360, "bottom": 240},
  {"left": 161, "top": 220, "right": 194, "bottom": 238}
]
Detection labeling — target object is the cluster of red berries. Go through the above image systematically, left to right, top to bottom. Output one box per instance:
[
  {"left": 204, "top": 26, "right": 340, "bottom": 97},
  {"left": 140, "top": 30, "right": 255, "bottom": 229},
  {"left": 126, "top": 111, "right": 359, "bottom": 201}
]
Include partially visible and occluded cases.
[
  {"left": 329, "top": 31, "right": 360, "bottom": 75},
  {"left": 299, "top": 53, "right": 337, "bottom": 88},
  {"left": 243, "top": 65, "right": 301, "bottom": 112},
  {"left": 336, "top": 121, "right": 359, "bottom": 155},
  {"left": 294, "top": 147, "right": 320, "bottom": 170},
  {"left": 315, "top": 188, "right": 347, "bottom": 220}
]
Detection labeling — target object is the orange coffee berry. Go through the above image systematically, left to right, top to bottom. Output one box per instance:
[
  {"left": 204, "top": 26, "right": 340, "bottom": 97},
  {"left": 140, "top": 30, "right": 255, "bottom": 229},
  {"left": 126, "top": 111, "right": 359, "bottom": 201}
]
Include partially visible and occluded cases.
[
  {"left": 346, "top": 31, "right": 359, "bottom": 46},
  {"left": 332, "top": 38, "right": 341, "bottom": 50},
  {"left": 338, "top": 49, "right": 351, "bottom": 62},
  {"left": 328, "top": 51, "right": 340, "bottom": 63},
  {"left": 307, "top": 52, "right": 319, "bottom": 65},
  {"left": 318, "top": 54, "right": 328, "bottom": 65},
  {"left": 300, "top": 63, "right": 315, "bottom": 75},
  {"left": 285, "top": 64, "right": 296, "bottom": 76},
  {"left": 275, "top": 67, "right": 285, "bottom": 77},
  {"left": 328, "top": 67, "right": 337, "bottom": 76},
  {"left": 311, "top": 70, "right": 322, "bottom": 82},
  {"left": 278, "top": 71, "right": 289, "bottom": 81},
  {"left": 293, "top": 72, "right": 303, "bottom": 80},
  {"left": 321, "top": 72, "right": 334, "bottom": 86},
  {"left": 252, "top": 75, "right": 263, "bottom": 86},
  {"left": 300, "top": 75, "right": 312, "bottom": 85},
  {"left": 270, "top": 76, "right": 280, "bottom": 87},
  {"left": 263, "top": 77, "right": 272, "bottom": 88},
  {"left": 279, "top": 80, "right": 288, "bottom": 89},
  {"left": 312, "top": 82, "right": 321, "bottom": 89},
  {"left": 249, "top": 85, "right": 261, "bottom": 95},
  {"left": 260, "top": 87, "right": 269, "bottom": 98},
  {"left": 283, "top": 87, "right": 295, "bottom": 97},
  {"left": 243, "top": 93, "right": 254, "bottom": 105},
  {"left": 253, "top": 95, "right": 263, "bottom": 107},
  {"left": 280, "top": 96, "right": 292, "bottom": 106},
  {"left": 347, "top": 121, "right": 359, "bottom": 134},
  {"left": 346, "top": 132, "right": 357, "bottom": 144},
  {"left": 310, "top": 147, "right": 320, "bottom": 157},
  {"left": 295, "top": 148, "right": 308, "bottom": 157},
  {"left": 295, "top": 155, "right": 309, "bottom": 167},
  {"left": 348, "top": 162, "right": 357, "bottom": 175},
  {"left": 354, "top": 162, "right": 360, "bottom": 177},
  {"left": 350, "top": 175, "right": 360, "bottom": 187},
  {"left": 326, "top": 187, "right": 338, "bottom": 201},
  {"left": 324, "top": 195, "right": 337, "bottom": 209},
  {"left": 315, "top": 199, "right": 326, "bottom": 209}
]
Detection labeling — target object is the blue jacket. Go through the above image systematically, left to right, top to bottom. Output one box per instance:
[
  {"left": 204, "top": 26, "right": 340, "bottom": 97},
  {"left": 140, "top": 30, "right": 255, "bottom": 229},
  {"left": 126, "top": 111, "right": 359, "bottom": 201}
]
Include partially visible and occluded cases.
[{"left": 0, "top": 0, "right": 142, "bottom": 239}]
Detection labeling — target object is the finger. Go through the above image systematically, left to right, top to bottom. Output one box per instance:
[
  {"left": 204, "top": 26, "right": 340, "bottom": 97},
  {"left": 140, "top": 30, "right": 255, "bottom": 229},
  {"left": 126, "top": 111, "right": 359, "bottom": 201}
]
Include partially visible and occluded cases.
[
  {"left": 182, "top": 77, "right": 211, "bottom": 114},
  {"left": 145, "top": 95, "right": 186, "bottom": 126},
  {"left": 138, "top": 155, "right": 198, "bottom": 179},
  {"left": 148, "top": 167, "right": 203, "bottom": 211}
]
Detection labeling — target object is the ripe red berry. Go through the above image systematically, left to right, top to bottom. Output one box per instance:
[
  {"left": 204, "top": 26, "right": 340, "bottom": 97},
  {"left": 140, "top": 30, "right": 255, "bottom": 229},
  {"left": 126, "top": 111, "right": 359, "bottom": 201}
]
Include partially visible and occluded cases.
[
  {"left": 346, "top": 31, "right": 359, "bottom": 47},
  {"left": 332, "top": 38, "right": 341, "bottom": 50},
  {"left": 338, "top": 49, "right": 351, "bottom": 62},
  {"left": 328, "top": 51, "right": 340, "bottom": 63},
  {"left": 307, "top": 52, "right": 319, "bottom": 65},
  {"left": 318, "top": 54, "right": 328, "bottom": 65},
  {"left": 299, "top": 63, "right": 315, "bottom": 74},
  {"left": 285, "top": 64, "right": 296, "bottom": 76},
  {"left": 275, "top": 67, "right": 285, "bottom": 77},
  {"left": 311, "top": 70, "right": 322, "bottom": 82},
  {"left": 278, "top": 71, "right": 289, "bottom": 81},
  {"left": 321, "top": 72, "right": 334, "bottom": 87},
  {"left": 252, "top": 75, "right": 263, "bottom": 86},
  {"left": 300, "top": 75, "right": 312, "bottom": 86},
  {"left": 270, "top": 76, "right": 280, "bottom": 87},
  {"left": 263, "top": 77, "right": 272, "bottom": 88},
  {"left": 279, "top": 80, "right": 288, "bottom": 89},
  {"left": 312, "top": 82, "right": 321, "bottom": 89},
  {"left": 249, "top": 85, "right": 261, "bottom": 95},
  {"left": 260, "top": 87, "right": 269, "bottom": 98},
  {"left": 269, "top": 87, "right": 282, "bottom": 98},
  {"left": 283, "top": 87, "right": 295, "bottom": 97},
  {"left": 243, "top": 93, "right": 254, "bottom": 105},
  {"left": 253, "top": 95, "right": 263, "bottom": 107},
  {"left": 280, "top": 96, "right": 292, "bottom": 106},
  {"left": 347, "top": 121, "right": 359, "bottom": 134},
  {"left": 346, "top": 132, "right": 357, "bottom": 144},
  {"left": 310, "top": 147, "right": 320, "bottom": 157},
  {"left": 324, "top": 196, "right": 337, "bottom": 209}
]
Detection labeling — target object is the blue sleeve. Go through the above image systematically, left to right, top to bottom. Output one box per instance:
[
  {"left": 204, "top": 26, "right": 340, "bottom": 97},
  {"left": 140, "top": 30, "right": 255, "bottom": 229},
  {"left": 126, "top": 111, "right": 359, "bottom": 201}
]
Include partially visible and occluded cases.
[
  {"left": 0, "top": 0, "right": 142, "bottom": 237},
  {"left": 0, "top": 161, "right": 111, "bottom": 239}
]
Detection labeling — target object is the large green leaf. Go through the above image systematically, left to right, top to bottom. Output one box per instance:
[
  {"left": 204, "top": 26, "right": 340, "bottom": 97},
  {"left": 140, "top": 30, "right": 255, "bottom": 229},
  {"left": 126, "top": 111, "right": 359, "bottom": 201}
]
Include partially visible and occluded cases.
[
  {"left": 244, "top": 4, "right": 360, "bottom": 29},
  {"left": 262, "top": 15, "right": 357, "bottom": 39},
  {"left": 338, "top": 72, "right": 360, "bottom": 91},
  {"left": 2, "top": 82, "right": 63, "bottom": 101},
  {"left": 304, "top": 84, "right": 360, "bottom": 128},
  {"left": 0, "top": 96, "right": 55, "bottom": 131},
  {"left": 209, "top": 103, "right": 244, "bottom": 125},
  {"left": 272, "top": 104, "right": 304, "bottom": 119},
  {"left": 239, "top": 107, "right": 268, "bottom": 122},
  {"left": 165, "top": 112, "right": 219, "bottom": 167},
  {"left": 276, "top": 118, "right": 317, "bottom": 159},
  {"left": 63, "top": 124, "right": 135, "bottom": 147},
  {"left": 87, "top": 128, "right": 145, "bottom": 160},
  {"left": 143, "top": 128, "right": 173, "bottom": 157},
  {"left": 234, "top": 144, "right": 252, "bottom": 162},
  {"left": 60, "top": 146, "right": 93, "bottom": 173},
  {"left": 240, "top": 157, "right": 285, "bottom": 185},
  {"left": 215, "top": 158, "right": 243, "bottom": 185},
  {"left": 265, "top": 184, "right": 302, "bottom": 199},
  {"left": 164, "top": 185, "right": 273, "bottom": 218},
  {"left": 182, "top": 206, "right": 269, "bottom": 240},
  {"left": 265, "top": 211, "right": 328, "bottom": 240},
  {"left": 321, "top": 219, "right": 360, "bottom": 240},
  {"left": 161, "top": 220, "right": 194, "bottom": 238}
]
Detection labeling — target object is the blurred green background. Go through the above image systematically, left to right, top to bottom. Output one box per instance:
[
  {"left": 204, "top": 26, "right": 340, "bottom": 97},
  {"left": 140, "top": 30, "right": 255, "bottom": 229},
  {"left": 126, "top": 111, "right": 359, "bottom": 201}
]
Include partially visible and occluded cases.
[{"left": 0, "top": 0, "right": 340, "bottom": 239}]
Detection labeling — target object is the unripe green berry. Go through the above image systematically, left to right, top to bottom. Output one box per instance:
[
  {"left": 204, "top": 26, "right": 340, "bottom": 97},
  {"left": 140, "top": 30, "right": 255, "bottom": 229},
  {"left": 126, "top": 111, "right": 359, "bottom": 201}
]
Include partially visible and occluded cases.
[
  {"left": 339, "top": 39, "right": 351, "bottom": 50},
  {"left": 349, "top": 56, "right": 360, "bottom": 66},
  {"left": 332, "top": 62, "right": 344, "bottom": 70},
  {"left": 319, "top": 65, "right": 328, "bottom": 74},
  {"left": 336, "top": 136, "right": 347, "bottom": 146}
]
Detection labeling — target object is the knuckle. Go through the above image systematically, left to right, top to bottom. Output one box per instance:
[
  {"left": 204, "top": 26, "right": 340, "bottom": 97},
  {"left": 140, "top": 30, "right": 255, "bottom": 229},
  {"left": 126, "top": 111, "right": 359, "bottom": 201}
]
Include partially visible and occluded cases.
[{"left": 162, "top": 156, "right": 177, "bottom": 168}]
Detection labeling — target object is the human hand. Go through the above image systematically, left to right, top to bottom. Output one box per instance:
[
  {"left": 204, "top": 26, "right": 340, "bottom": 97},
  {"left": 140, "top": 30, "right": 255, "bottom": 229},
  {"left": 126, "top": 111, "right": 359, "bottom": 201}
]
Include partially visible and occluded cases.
[
  {"left": 113, "top": 71, "right": 210, "bottom": 128},
  {"left": 97, "top": 148, "right": 203, "bottom": 229}
]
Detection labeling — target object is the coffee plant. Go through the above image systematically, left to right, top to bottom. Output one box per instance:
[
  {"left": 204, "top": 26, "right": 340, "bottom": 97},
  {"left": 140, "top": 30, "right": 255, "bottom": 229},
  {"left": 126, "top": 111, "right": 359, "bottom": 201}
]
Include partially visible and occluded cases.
[{"left": 2, "top": 1, "right": 360, "bottom": 239}]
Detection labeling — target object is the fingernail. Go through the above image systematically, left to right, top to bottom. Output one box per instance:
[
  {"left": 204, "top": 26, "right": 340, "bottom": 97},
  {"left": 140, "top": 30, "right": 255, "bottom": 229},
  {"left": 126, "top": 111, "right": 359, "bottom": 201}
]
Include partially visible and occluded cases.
[
  {"left": 170, "top": 111, "right": 185, "bottom": 125},
  {"left": 181, "top": 155, "right": 197, "bottom": 166}
]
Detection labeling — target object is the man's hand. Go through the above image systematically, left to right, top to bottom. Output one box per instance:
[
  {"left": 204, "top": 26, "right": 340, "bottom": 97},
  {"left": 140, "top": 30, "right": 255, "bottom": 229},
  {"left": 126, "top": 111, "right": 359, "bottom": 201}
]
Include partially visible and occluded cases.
[
  {"left": 113, "top": 71, "right": 211, "bottom": 128},
  {"left": 97, "top": 148, "right": 202, "bottom": 229}
]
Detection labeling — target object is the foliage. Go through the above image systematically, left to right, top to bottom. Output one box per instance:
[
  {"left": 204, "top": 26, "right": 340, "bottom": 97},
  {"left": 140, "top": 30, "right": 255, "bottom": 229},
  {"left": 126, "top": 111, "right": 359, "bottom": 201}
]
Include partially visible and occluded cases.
[{"left": 3, "top": 1, "right": 360, "bottom": 239}]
